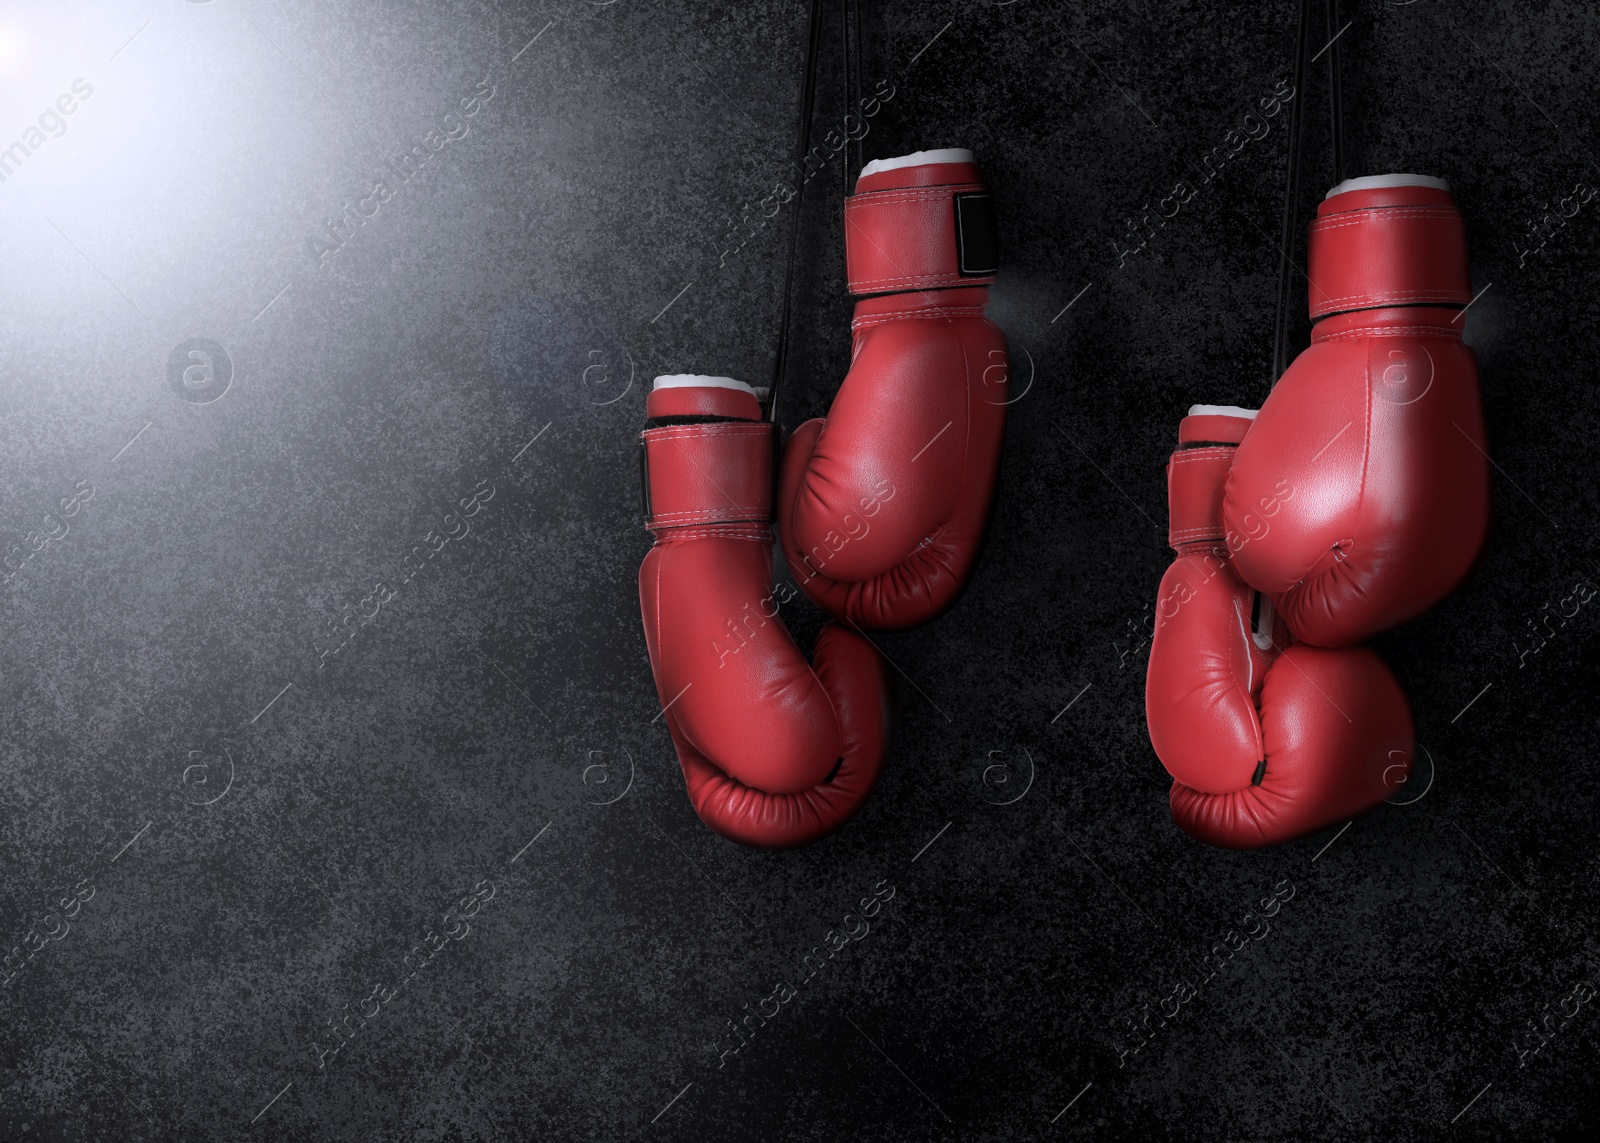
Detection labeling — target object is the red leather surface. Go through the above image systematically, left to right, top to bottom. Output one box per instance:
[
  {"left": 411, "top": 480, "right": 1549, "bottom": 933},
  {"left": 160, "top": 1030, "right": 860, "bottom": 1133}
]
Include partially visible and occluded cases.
[
  {"left": 779, "top": 154, "right": 1006, "bottom": 633},
  {"left": 855, "top": 159, "right": 983, "bottom": 194},
  {"left": 845, "top": 163, "right": 994, "bottom": 295},
  {"left": 1224, "top": 184, "right": 1489, "bottom": 647},
  {"left": 1315, "top": 184, "right": 1457, "bottom": 213},
  {"left": 1307, "top": 185, "right": 1470, "bottom": 320},
  {"left": 778, "top": 285, "right": 1007, "bottom": 630},
  {"left": 1224, "top": 326, "right": 1489, "bottom": 646},
  {"left": 648, "top": 384, "right": 762, "bottom": 421},
  {"left": 638, "top": 387, "right": 892, "bottom": 847},
  {"left": 1147, "top": 412, "right": 1416, "bottom": 849},
  {"left": 1179, "top": 414, "right": 1252, "bottom": 447},
  {"left": 642, "top": 421, "right": 774, "bottom": 530},
  {"left": 1167, "top": 446, "right": 1236, "bottom": 550},
  {"left": 1147, "top": 551, "right": 1279, "bottom": 795},
  {"left": 668, "top": 623, "right": 892, "bottom": 849},
  {"left": 1166, "top": 645, "right": 1414, "bottom": 849}
]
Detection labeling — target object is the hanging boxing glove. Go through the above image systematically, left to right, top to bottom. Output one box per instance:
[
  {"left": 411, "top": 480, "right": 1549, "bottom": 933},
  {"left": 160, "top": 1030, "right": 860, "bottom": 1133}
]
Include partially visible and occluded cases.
[
  {"left": 778, "top": 147, "right": 1008, "bottom": 631},
  {"left": 1224, "top": 175, "right": 1490, "bottom": 647},
  {"left": 639, "top": 376, "right": 894, "bottom": 848},
  {"left": 1147, "top": 406, "right": 1415, "bottom": 849}
]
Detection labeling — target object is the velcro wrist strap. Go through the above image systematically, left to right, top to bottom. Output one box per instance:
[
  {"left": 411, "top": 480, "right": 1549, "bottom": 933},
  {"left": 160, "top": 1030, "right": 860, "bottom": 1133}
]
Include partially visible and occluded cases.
[
  {"left": 845, "top": 182, "right": 998, "bottom": 295},
  {"left": 1307, "top": 204, "right": 1471, "bottom": 320},
  {"left": 640, "top": 422, "right": 774, "bottom": 529},
  {"left": 1167, "top": 446, "right": 1236, "bottom": 550}
]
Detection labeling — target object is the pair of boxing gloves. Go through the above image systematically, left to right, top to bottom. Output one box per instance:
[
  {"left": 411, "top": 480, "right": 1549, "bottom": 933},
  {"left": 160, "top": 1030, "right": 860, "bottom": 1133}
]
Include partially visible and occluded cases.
[
  {"left": 638, "top": 149, "right": 1008, "bottom": 847},
  {"left": 637, "top": 163, "right": 1491, "bottom": 851},
  {"left": 1146, "top": 174, "right": 1490, "bottom": 848}
]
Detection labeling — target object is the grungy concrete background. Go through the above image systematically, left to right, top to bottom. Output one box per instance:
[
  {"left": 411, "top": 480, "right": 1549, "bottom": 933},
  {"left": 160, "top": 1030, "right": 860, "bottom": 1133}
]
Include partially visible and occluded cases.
[{"left": 2, "top": 0, "right": 1598, "bottom": 1140}]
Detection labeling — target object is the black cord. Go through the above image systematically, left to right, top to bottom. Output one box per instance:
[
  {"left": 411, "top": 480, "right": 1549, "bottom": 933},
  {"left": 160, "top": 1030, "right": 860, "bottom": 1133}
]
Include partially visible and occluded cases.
[
  {"left": 767, "top": 0, "right": 826, "bottom": 428},
  {"left": 841, "top": 0, "right": 851, "bottom": 202},
  {"left": 849, "top": 0, "right": 863, "bottom": 185},
  {"left": 1270, "top": 0, "right": 1314, "bottom": 386},
  {"left": 1326, "top": 0, "right": 1345, "bottom": 186}
]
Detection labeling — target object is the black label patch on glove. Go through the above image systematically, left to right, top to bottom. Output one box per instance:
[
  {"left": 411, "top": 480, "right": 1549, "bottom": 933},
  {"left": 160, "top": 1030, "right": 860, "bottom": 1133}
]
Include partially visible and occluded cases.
[
  {"left": 954, "top": 193, "right": 999, "bottom": 277},
  {"left": 638, "top": 436, "right": 652, "bottom": 520}
]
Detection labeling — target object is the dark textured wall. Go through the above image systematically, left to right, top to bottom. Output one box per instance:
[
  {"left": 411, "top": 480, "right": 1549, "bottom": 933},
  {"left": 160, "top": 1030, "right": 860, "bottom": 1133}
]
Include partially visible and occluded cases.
[{"left": 2, "top": 1, "right": 1597, "bottom": 1140}]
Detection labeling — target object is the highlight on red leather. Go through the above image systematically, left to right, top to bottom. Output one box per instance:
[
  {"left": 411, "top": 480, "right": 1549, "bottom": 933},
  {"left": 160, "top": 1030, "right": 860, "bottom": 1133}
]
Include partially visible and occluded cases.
[{"left": 1224, "top": 173, "right": 1489, "bottom": 647}]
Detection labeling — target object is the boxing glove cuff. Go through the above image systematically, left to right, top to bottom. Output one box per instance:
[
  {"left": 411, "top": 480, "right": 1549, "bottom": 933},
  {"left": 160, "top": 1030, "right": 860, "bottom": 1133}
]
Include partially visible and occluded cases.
[
  {"left": 845, "top": 149, "right": 998, "bottom": 296},
  {"left": 1307, "top": 175, "right": 1471, "bottom": 321},
  {"left": 641, "top": 376, "right": 774, "bottom": 531},
  {"left": 1168, "top": 407, "right": 1254, "bottom": 551}
]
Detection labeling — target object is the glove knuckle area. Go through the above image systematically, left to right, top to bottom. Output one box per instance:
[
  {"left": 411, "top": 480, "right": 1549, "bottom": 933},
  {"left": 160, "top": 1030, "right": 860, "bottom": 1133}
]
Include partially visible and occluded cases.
[
  {"left": 853, "top": 523, "right": 975, "bottom": 630},
  {"left": 779, "top": 524, "right": 961, "bottom": 633},
  {"left": 1273, "top": 567, "right": 1376, "bottom": 648},
  {"left": 674, "top": 623, "right": 891, "bottom": 849},
  {"left": 1166, "top": 632, "right": 1415, "bottom": 850},
  {"left": 1255, "top": 645, "right": 1415, "bottom": 821},
  {"left": 683, "top": 761, "right": 884, "bottom": 849},
  {"left": 1168, "top": 784, "right": 1281, "bottom": 851}
]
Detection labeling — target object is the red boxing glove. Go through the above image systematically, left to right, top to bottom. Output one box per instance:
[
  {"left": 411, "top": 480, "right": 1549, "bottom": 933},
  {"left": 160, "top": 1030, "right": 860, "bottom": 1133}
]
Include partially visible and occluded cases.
[
  {"left": 778, "top": 148, "right": 1008, "bottom": 631},
  {"left": 1224, "top": 175, "right": 1490, "bottom": 647},
  {"left": 638, "top": 376, "right": 893, "bottom": 848},
  {"left": 1147, "top": 407, "right": 1415, "bottom": 849}
]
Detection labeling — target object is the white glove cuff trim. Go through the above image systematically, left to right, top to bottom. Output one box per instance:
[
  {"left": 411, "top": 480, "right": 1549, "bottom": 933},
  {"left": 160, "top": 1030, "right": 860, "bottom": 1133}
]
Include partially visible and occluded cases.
[
  {"left": 860, "top": 148, "right": 975, "bottom": 177},
  {"left": 1325, "top": 173, "right": 1451, "bottom": 198},
  {"left": 653, "top": 375, "right": 757, "bottom": 396},
  {"left": 1187, "top": 404, "right": 1259, "bottom": 419}
]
